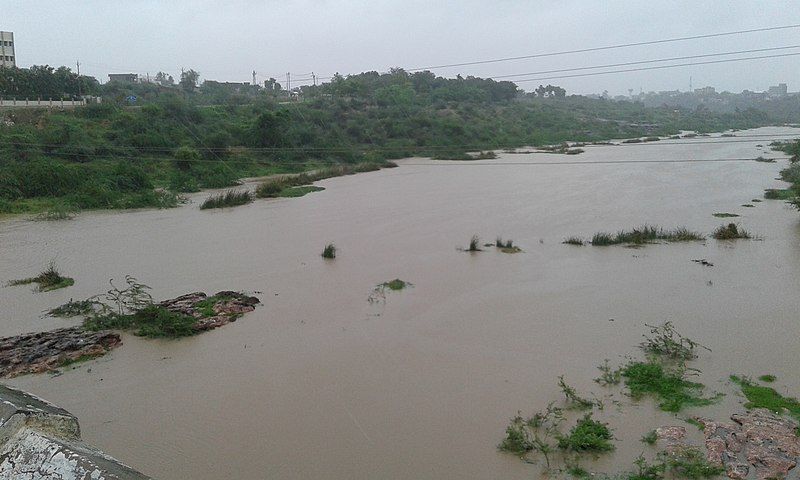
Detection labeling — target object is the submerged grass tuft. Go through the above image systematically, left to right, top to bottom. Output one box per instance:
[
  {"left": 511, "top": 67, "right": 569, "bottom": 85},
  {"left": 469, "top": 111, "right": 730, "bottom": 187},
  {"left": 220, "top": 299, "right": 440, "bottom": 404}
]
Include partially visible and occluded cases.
[
  {"left": 764, "top": 188, "right": 796, "bottom": 200},
  {"left": 200, "top": 189, "right": 253, "bottom": 209},
  {"left": 712, "top": 213, "right": 739, "bottom": 218},
  {"left": 712, "top": 223, "right": 751, "bottom": 240},
  {"left": 589, "top": 225, "right": 703, "bottom": 246},
  {"left": 467, "top": 235, "right": 482, "bottom": 252},
  {"left": 563, "top": 236, "right": 585, "bottom": 246},
  {"left": 8, "top": 260, "right": 74, "bottom": 292},
  {"left": 758, "top": 374, "right": 777, "bottom": 383},
  {"left": 641, "top": 430, "right": 658, "bottom": 445}
]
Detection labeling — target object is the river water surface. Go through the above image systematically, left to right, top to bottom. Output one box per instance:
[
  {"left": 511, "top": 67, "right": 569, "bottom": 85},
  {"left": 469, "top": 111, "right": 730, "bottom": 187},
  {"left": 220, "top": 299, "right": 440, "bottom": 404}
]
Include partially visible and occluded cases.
[{"left": 2, "top": 127, "right": 800, "bottom": 479}]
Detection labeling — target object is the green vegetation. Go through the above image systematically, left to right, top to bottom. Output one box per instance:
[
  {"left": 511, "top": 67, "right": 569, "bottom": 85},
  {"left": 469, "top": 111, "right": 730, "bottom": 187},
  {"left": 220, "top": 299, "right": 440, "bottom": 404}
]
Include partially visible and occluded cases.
[
  {"left": 0, "top": 65, "right": 781, "bottom": 215},
  {"left": 754, "top": 156, "right": 775, "bottom": 163},
  {"left": 277, "top": 185, "right": 325, "bottom": 198},
  {"left": 764, "top": 188, "right": 795, "bottom": 200},
  {"left": 199, "top": 189, "right": 253, "bottom": 209},
  {"left": 34, "top": 203, "right": 79, "bottom": 221},
  {"left": 741, "top": 204, "right": 755, "bottom": 207},
  {"left": 712, "top": 213, "right": 739, "bottom": 218},
  {"left": 711, "top": 223, "right": 751, "bottom": 240},
  {"left": 590, "top": 226, "right": 704, "bottom": 246},
  {"left": 563, "top": 236, "right": 585, "bottom": 246},
  {"left": 321, "top": 243, "right": 337, "bottom": 259},
  {"left": 7, "top": 260, "right": 74, "bottom": 292},
  {"left": 381, "top": 279, "right": 409, "bottom": 291},
  {"left": 48, "top": 299, "right": 96, "bottom": 317},
  {"left": 85, "top": 304, "right": 197, "bottom": 338},
  {"left": 640, "top": 322, "right": 710, "bottom": 361},
  {"left": 595, "top": 359, "right": 622, "bottom": 386},
  {"left": 621, "top": 361, "right": 718, "bottom": 412},
  {"left": 758, "top": 374, "right": 777, "bottom": 383},
  {"left": 730, "top": 375, "right": 800, "bottom": 421},
  {"left": 558, "top": 376, "right": 596, "bottom": 410},
  {"left": 557, "top": 414, "right": 614, "bottom": 452},
  {"left": 683, "top": 417, "right": 705, "bottom": 431},
  {"left": 641, "top": 430, "right": 658, "bottom": 445},
  {"left": 662, "top": 447, "right": 724, "bottom": 479},
  {"left": 626, "top": 455, "right": 666, "bottom": 480}
]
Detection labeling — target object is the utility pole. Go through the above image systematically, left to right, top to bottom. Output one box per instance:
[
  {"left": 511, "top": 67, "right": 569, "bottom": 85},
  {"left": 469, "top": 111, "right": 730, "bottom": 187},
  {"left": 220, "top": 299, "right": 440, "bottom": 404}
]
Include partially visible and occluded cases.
[
  {"left": 76, "top": 60, "right": 81, "bottom": 98},
  {"left": 286, "top": 72, "right": 291, "bottom": 99},
  {"left": 312, "top": 72, "right": 316, "bottom": 87}
]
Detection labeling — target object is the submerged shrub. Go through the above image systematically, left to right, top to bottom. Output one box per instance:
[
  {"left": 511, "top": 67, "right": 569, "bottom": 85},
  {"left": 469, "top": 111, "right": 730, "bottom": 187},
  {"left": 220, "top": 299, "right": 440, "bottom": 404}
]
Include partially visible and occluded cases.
[
  {"left": 711, "top": 223, "right": 751, "bottom": 240},
  {"left": 589, "top": 226, "right": 703, "bottom": 246},
  {"left": 467, "top": 235, "right": 481, "bottom": 252},
  {"left": 563, "top": 236, "right": 585, "bottom": 246},
  {"left": 321, "top": 243, "right": 337, "bottom": 259}
]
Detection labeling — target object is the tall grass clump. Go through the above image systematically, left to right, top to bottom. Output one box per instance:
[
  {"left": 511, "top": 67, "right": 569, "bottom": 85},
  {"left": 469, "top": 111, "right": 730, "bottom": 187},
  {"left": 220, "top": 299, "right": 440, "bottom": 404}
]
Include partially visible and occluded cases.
[
  {"left": 200, "top": 189, "right": 253, "bottom": 209},
  {"left": 711, "top": 223, "right": 751, "bottom": 240},
  {"left": 589, "top": 225, "right": 703, "bottom": 246},
  {"left": 467, "top": 235, "right": 482, "bottom": 252},
  {"left": 563, "top": 236, "right": 584, "bottom": 246},
  {"left": 321, "top": 243, "right": 337, "bottom": 259},
  {"left": 7, "top": 260, "right": 74, "bottom": 292}
]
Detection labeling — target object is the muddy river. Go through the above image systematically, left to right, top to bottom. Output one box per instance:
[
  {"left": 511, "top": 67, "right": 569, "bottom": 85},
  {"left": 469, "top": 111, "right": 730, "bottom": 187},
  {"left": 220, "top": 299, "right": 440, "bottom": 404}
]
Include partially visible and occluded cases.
[{"left": 2, "top": 127, "right": 800, "bottom": 479}]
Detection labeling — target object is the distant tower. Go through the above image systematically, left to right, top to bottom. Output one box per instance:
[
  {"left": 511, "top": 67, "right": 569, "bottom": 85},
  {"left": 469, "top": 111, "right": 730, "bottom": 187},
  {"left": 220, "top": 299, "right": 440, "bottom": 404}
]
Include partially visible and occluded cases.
[
  {"left": 0, "top": 31, "right": 15, "bottom": 68},
  {"left": 252, "top": 70, "right": 257, "bottom": 86},
  {"left": 689, "top": 76, "right": 693, "bottom": 92}
]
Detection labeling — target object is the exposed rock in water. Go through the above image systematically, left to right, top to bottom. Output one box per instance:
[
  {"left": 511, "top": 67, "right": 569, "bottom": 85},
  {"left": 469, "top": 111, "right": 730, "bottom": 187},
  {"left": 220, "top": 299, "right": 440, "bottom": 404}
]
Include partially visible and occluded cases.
[
  {"left": 160, "top": 291, "right": 260, "bottom": 331},
  {"left": 0, "top": 327, "right": 121, "bottom": 378},
  {"left": 686, "top": 409, "right": 800, "bottom": 479}
]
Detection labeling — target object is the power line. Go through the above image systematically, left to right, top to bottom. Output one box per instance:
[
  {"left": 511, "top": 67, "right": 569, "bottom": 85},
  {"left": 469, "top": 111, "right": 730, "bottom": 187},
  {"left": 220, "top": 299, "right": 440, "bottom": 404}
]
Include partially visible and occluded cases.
[
  {"left": 405, "top": 24, "right": 800, "bottom": 72},
  {"left": 490, "top": 45, "right": 800, "bottom": 80},
  {"left": 512, "top": 52, "right": 800, "bottom": 83}
]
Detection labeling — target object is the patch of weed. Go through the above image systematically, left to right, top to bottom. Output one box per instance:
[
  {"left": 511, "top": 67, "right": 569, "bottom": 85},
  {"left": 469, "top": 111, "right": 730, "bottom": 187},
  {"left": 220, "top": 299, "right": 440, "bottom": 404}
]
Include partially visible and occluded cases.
[
  {"left": 200, "top": 189, "right": 253, "bottom": 209},
  {"left": 622, "top": 361, "right": 719, "bottom": 412},
  {"left": 730, "top": 375, "right": 800, "bottom": 421},
  {"left": 557, "top": 414, "right": 614, "bottom": 452}
]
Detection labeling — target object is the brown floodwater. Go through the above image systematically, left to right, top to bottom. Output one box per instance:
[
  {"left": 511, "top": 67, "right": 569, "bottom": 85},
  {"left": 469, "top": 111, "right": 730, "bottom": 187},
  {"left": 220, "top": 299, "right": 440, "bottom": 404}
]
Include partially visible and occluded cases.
[{"left": 2, "top": 127, "right": 800, "bottom": 479}]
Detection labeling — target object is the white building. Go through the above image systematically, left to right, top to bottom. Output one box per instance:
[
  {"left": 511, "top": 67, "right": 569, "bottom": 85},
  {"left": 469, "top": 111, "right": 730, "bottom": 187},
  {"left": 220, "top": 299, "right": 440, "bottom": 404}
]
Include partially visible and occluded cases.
[{"left": 0, "top": 31, "right": 15, "bottom": 68}]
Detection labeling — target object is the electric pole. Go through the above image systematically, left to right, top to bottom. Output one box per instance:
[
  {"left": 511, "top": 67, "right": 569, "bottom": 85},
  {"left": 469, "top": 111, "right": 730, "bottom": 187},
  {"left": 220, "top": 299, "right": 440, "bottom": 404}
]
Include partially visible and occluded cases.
[
  {"left": 77, "top": 60, "right": 81, "bottom": 98},
  {"left": 286, "top": 72, "right": 291, "bottom": 99},
  {"left": 312, "top": 72, "right": 316, "bottom": 87}
]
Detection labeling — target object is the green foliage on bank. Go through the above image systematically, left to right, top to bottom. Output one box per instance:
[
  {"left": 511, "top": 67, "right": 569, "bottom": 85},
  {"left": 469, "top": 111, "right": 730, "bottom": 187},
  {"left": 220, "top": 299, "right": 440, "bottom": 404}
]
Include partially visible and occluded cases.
[{"left": 0, "top": 68, "right": 779, "bottom": 214}]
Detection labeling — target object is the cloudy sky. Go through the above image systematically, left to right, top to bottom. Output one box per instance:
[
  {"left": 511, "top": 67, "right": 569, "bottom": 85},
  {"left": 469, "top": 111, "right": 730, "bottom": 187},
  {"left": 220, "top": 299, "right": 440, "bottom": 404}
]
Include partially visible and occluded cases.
[{"left": 4, "top": 0, "right": 799, "bottom": 95}]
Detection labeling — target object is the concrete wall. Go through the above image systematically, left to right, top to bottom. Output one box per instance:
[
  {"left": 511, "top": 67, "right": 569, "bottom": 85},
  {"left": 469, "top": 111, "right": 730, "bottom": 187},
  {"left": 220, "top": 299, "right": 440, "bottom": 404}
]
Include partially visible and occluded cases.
[
  {"left": 0, "top": 98, "right": 96, "bottom": 109},
  {"left": 0, "top": 384, "right": 149, "bottom": 479}
]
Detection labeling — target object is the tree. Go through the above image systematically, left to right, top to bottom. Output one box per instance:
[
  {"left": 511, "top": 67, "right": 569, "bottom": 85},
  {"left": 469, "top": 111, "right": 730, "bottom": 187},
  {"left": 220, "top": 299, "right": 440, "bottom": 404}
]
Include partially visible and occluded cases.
[
  {"left": 180, "top": 69, "right": 200, "bottom": 92},
  {"left": 155, "top": 71, "right": 174, "bottom": 86}
]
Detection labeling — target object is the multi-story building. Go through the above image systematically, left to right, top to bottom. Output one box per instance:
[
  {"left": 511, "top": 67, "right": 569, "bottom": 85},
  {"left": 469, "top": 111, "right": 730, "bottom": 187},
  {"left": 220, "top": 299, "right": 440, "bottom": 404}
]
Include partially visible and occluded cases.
[{"left": 0, "top": 31, "right": 15, "bottom": 68}]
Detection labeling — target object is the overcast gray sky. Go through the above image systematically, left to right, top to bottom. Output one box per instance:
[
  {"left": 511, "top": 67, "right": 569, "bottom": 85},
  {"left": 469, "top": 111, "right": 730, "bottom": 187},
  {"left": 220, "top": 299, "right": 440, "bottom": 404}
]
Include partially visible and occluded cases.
[{"left": 4, "top": 0, "right": 799, "bottom": 95}]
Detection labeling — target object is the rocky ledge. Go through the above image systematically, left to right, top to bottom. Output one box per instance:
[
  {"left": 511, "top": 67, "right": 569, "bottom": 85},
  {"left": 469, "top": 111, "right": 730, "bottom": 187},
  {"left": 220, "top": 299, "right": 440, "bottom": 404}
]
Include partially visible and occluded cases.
[
  {"left": 160, "top": 291, "right": 260, "bottom": 331},
  {"left": 0, "top": 327, "right": 121, "bottom": 378},
  {"left": 657, "top": 409, "right": 800, "bottom": 479}
]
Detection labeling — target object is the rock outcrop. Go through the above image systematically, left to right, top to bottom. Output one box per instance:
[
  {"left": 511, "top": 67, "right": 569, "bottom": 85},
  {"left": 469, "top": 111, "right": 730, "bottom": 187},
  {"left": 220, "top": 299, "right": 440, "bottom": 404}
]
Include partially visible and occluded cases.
[
  {"left": 160, "top": 291, "right": 260, "bottom": 331},
  {"left": 0, "top": 327, "right": 121, "bottom": 378},
  {"left": 0, "top": 384, "right": 148, "bottom": 479},
  {"left": 653, "top": 409, "right": 800, "bottom": 479},
  {"left": 695, "top": 409, "right": 800, "bottom": 480}
]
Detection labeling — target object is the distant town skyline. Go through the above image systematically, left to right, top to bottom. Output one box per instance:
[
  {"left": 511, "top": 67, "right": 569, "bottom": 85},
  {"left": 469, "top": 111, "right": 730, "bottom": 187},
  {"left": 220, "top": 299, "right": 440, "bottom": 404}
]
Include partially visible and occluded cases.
[{"left": 3, "top": 0, "right": 800, "bottom": 95}]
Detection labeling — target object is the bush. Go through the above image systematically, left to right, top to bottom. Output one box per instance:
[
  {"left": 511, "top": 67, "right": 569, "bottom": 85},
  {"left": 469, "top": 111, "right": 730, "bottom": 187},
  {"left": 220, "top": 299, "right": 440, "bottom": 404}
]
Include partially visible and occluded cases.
[{"left": 322, "top": 243, "right": 336, "bottom": 259}]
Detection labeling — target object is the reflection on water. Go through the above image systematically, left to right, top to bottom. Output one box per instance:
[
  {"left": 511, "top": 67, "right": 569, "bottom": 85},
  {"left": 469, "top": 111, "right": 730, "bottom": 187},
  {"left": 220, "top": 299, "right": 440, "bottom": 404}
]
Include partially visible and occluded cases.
[{"left": 2, "top": 127, "right": 800, "bottom": 479}]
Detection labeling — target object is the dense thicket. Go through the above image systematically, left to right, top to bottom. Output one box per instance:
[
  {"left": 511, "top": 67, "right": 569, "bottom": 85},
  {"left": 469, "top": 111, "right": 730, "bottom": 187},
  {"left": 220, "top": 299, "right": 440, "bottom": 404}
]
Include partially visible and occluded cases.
[{"left": 0, "top": 68, "right": 779, "bottom": 214}]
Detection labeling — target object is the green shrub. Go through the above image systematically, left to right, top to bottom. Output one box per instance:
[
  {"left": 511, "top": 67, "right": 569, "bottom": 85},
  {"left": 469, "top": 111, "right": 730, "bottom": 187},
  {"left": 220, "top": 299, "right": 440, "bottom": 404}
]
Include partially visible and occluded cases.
[{"left": 557, "top": 414, "right": 614, "bottom": 452}]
